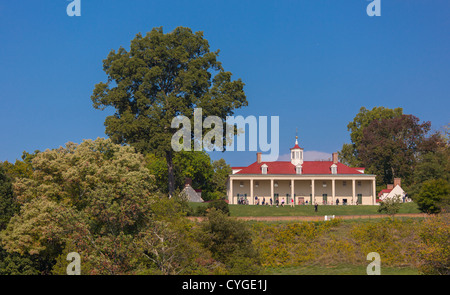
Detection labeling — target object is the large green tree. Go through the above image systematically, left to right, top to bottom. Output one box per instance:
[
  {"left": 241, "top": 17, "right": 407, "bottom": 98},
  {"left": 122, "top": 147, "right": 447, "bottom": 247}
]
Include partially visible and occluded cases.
[
  {"left": 92, "top": 26, "right": 247, "bottom": 197},
  {"left": 339, "top": 106, "right": 403, "bottom": 167},
  {"left": 358, "top": 114, "right": 439, "bottom": 186},
  {"left": 0, "top": 138, "right": 157, "bottom": 274}
]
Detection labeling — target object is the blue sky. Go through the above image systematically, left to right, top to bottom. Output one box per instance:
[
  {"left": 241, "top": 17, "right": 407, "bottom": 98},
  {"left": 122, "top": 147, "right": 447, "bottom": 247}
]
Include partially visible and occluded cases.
[{"left": 0, "top": 0, "right": 449, "bottom": 167}]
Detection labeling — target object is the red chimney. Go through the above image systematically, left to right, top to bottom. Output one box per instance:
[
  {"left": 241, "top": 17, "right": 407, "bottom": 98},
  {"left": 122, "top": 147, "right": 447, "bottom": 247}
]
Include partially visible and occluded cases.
[
  {"left": 257, "top": 152, "right": 262, "bottom": 164},
  {"left": 332, "top": 152, "right": 338, "bottom": 164},
  {"left": 394, "top": 178, "right": 401, "bottom": 188},
  {"left": 387, "top": 184, "right": 394, "bottom": 190}
]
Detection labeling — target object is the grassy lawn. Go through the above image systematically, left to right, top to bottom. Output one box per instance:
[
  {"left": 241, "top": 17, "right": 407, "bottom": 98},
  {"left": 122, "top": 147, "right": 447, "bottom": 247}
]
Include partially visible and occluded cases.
[
  {"left": 190, "top": 201, "right": 421, "bottom": 217},
  {"left": 263, "top": 264, "right": 419, "bottom": 275}
]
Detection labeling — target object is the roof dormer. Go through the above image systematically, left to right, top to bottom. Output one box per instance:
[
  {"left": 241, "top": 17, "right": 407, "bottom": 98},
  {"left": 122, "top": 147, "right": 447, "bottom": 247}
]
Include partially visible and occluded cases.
[
  {"left": 331, "top": 163, "right": 337, "bottom": 174},
  {"left": 261, "top": 164, "right": 268, "bottom": 175}
]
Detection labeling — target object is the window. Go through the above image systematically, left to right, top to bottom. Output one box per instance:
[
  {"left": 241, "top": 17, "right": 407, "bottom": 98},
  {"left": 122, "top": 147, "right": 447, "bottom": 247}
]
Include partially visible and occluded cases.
[
  {"left": 261, "top": 164, "right": 268, "bottom": 174},
  {"left": 296, "top": 165, "right": 302, "bottom": 174},
  {"left": 239, "top": 181, "right": 244, "bottom": 187},
  {"left": 322, "top": 181, "right": 327, "bottom": 187},
  {"left": 343, "top": 181, "right": 347, "bottom": 187},
  {"left": 357, "top": 181, "right": 361, "bottom": 187}
]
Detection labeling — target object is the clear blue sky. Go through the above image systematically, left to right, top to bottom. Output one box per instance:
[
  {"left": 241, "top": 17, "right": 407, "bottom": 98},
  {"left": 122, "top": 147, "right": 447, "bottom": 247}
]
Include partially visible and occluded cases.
[{"left": 1, "top": 0, "right": 449, "bottom": 167}]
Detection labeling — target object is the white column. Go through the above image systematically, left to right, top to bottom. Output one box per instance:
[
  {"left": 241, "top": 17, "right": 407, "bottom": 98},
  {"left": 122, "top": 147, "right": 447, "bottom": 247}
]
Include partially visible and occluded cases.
[
  {"left": 229, "top": 178, "right": 233, "bottom": 204},
  {"left": 250, "top": 179, "right": 254, "bottom": 205},
  {"left": 270, "top": 179, "right": 274, "bottom": 203},
  {"left": 291, "top": 179, "right": 295, "bottom": 206},
  {"left": 311, "top": 179, "right": 315, "bottom": 204},
  {"left": 332, "top": 179, "right": 335, "bottom": 205},
  {"left": 352, "top": 179, "right": 356, "bottom": 205},
  {"left": 372, "top": 179, "right": 376, "bottom": 205}
]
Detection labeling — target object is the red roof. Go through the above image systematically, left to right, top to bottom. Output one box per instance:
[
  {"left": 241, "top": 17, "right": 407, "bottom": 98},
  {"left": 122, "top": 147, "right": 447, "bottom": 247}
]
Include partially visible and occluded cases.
[
  {"left": 290, "top": 144, "right": 302, "bottom": 150},
  {"left": 235, "top": 161, "right": 365, "bottom": 175},
  {"left": 378, "top": 189, "right": 392, "bottom": 197}
]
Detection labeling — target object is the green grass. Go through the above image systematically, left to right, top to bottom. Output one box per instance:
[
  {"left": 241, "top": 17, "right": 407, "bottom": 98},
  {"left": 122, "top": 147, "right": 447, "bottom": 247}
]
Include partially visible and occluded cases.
[
  {"left": 190, "top": 202, "right": 421, "bottom": 217},
  {"left": 263, "top": 264, "right": 419, "bottom": 275}
]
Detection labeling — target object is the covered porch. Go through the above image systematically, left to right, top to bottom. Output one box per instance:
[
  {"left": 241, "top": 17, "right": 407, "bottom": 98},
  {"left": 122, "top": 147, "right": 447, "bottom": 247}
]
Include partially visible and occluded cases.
[{"left": 227, "top": 176, "right": 377, "bottom": 205}]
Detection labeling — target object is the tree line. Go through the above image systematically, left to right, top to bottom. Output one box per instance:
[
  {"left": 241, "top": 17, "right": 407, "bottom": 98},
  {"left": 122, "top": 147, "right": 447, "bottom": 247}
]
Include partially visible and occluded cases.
[
  {"left": 339, "top": 106, "right": 449, "bottom": 213},
  {"left": 0, "top": 139, "right": 259, "bottom": 275}
]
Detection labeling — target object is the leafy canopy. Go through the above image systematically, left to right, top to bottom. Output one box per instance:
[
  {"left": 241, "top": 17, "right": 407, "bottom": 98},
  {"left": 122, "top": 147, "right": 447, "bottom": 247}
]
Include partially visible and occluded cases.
[{"left": 91, "top": 26, "right": 247, "bottom": 196}]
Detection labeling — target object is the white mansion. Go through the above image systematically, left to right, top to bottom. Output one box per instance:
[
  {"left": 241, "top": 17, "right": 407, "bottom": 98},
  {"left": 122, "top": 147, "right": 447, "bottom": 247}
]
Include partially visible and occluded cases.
[{"left": 227, "top": 137, "right": 377, "bottom": 205}]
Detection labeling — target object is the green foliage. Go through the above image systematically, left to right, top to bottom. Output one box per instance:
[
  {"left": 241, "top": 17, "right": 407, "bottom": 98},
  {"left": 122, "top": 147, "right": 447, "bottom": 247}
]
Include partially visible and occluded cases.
[
  {"left": 91, "top": 26, "right": 247, "bottom": 196},
  {"left": 339, "top": 106, "right": 403, "bottom": 167},
  {"left": 358, "top": 114, "right": 437, "bottom": 186},
  {"left": 0, "top": 138, "right": 157, "bottom": 274},
  {"left": 0, "top": 140, "right": 248, "bottom": 275},
  {"left": 407, "top": 145, "right": 450, "bottom": 199},
  {"left": 0, "top": 151, "right": 39, "bottom": 180},
  {"left": 145, "top": 151, "right": 231, "bottom": 201},
  {"left": 210, "top": 159, "right": 231, "bottom": 197},
  {"left": 0, "top": 166, "right": 18, "bottom": 230},
  {"left": 415, "top": 179, "right": 450, "bottom": 214},
  {"left": 377, "top": 195, "right": 403, "bottom": 218},
  {"left": 194, "top": 199, "right": 230, "bottom": 217},
  {"left": 199, "top": 209, "right": 261, "bottom": 274},
  {"left": 418, "top": 215, "right": 450, "bottom": 275},
  {"left": 136, "top": 218, "right": 214, "bottom": 275},
  {"left": 252, "top": 218, "right": 424, "bottom": 270},
  {"left": 350, "top": 219, "right": 420, "bottom": 267},
  {"left": 252, "top": 220, "right": 342, "bottom": 267},
  {"left": 0, "top": 248, "right": 39, "bottom": 275}
]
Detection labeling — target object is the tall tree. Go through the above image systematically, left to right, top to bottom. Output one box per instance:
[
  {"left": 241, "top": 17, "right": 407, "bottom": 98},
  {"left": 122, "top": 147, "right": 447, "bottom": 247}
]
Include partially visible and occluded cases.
[
  {"left": 92, "top": 27, "right": 247, "bottom": 197},
  {"left": 339, "top": 106, "right": 403, "bottom": 166},
  {"left": 358, "top": 114, "right": 437, "bottom": 186},
  {"left": 0, "top": 138, "right": 157, "bottom": 274},
  {"left": 210, "top": 158, "right": 232, "bottom": 198}
]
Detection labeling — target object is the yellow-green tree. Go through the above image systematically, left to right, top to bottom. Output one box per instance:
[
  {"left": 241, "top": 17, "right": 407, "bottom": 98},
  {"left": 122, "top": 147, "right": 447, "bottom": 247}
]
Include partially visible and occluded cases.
[{"left": 0, "top": 138, "right": 156, "bottom": 274}]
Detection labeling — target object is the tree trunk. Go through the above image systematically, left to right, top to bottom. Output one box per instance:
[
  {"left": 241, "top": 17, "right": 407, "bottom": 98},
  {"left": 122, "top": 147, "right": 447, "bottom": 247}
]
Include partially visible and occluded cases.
[{"left": 166, "top": 150, "right": 175, "bottom": 198}]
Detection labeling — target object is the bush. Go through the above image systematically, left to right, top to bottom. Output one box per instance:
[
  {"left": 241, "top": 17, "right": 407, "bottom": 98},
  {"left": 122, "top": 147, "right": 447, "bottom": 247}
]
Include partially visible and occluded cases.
[
  {"left": 415, "top": 179, "right": 450, "bottom": 214},
  {"left": 378, "top": 194, "right": 403, "bottom": 218},
  {"left": 194, "top": 199, "right": 230, "bottom": 216},
  {"left": 199, "top": 209, "right": 261, "bottom": 274},
  {"left": 418, "top": 215, "right": 450, "bottom": 275}
]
